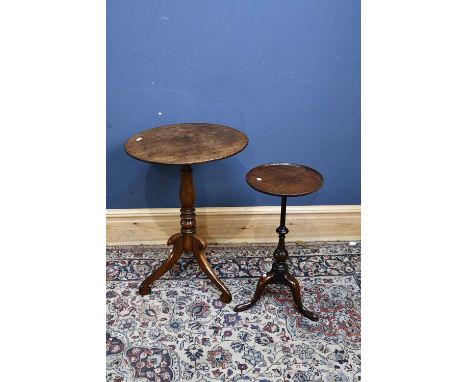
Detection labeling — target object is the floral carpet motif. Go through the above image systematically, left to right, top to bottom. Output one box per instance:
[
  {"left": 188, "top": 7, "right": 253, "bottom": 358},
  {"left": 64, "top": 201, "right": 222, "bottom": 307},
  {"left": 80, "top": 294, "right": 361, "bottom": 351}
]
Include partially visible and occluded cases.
[{"left": 107, "top": 241, "right": 361, "bottom": 382}]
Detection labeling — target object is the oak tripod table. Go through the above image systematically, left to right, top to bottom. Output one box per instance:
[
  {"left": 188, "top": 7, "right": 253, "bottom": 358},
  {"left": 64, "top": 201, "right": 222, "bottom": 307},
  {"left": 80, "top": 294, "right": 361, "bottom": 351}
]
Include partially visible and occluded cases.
[
  {"left": 124, "top": 123, "right": 248, "bottom": 303},
  {"left": 234, "top": 163, "right": 324, "bottom": 321}
]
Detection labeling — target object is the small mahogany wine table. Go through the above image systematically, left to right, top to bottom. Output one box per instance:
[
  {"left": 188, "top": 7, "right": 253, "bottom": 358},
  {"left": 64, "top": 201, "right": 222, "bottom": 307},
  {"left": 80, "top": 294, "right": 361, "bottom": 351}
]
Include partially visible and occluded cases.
[
  {"left": 125, "top": 123, "right": 248, "bottom": 303},
  {"left": 234, "top": 163, "right": 324, "bottom": 321}
]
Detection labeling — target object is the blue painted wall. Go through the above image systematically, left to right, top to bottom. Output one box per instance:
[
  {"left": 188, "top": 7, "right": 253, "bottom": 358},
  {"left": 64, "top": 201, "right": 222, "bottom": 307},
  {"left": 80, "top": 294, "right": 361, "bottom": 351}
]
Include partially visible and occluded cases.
[{"left": 107, "top": 0, "right": 360, "bottom": 208}]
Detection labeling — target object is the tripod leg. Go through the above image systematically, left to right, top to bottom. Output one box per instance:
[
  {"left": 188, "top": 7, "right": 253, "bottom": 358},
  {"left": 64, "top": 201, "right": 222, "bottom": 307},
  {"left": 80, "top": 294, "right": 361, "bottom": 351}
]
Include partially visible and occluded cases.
[
  {"left": 138, "top": 234, "right": 183, "bottom": 296},
  {"left": 193, "top": 234, "right": 232, "bottom": 303},
  {"left": 234, "top": 271, "right": 275, "bottom": 312},
  {"left": 284, "top": 273, "right": 319, "bottom": 321}
]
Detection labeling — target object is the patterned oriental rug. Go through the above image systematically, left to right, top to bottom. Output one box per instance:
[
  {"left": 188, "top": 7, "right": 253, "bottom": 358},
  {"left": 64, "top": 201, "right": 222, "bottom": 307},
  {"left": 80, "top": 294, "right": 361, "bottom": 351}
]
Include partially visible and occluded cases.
[{"left": 106, "top": 241, "right": 361, "bottom": 382}]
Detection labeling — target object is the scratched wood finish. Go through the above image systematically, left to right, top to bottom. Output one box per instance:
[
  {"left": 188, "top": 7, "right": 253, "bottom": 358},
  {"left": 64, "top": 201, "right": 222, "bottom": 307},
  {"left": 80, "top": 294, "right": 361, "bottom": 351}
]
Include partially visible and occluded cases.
[
  {"left": 124, "top": 123, "right": 248, "bottom": 165},
  {"left": 124, "top": 123, "right": 248, "bottom": 303},
  {"left": 246, "top": 163, "right": 324, "bottom": 197}
]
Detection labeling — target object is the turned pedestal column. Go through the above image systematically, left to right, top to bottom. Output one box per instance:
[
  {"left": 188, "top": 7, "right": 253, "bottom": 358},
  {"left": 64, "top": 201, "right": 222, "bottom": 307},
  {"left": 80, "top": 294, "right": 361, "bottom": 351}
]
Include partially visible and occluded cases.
[
  {"left": 124, "top": 123, "right": 248, "bottom": 303},
  {"left": 234, "top": 163, "right": 324, "bottom": 321},
  {"left": 138, "top": 165, "right": 232, "bottom": 302}
]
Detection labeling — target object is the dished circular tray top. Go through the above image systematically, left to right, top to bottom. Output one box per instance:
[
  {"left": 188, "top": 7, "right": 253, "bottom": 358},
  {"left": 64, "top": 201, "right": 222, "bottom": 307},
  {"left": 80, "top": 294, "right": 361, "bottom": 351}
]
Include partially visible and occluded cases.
[
  {"left": 125, "top": 123, "right": 249, "bottom": 165},
  {"left": 246, "top": 163, "right": 323, "bottom": 197}
]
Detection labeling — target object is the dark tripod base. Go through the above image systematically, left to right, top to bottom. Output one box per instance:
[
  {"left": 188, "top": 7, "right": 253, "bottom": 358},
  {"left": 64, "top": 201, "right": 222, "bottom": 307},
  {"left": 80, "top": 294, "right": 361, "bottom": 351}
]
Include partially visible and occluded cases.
[
  {"left": 233, "top": 197, "right": 319, "bottom": 321},
  {"left": 234, "top": 269, "right": 319, "bottom": 321}
]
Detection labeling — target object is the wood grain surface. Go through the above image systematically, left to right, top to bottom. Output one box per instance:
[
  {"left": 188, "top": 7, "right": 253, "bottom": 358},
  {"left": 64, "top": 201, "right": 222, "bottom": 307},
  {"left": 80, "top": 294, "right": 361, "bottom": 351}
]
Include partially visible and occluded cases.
[
  {"left": 124, "top": 123, "right": 248, "bottom": 165},
  {"left": 246, "top": 163, "right": 324, "bottom": 197},
  {"left": 106, "top": 205, "right": 360, "bottom": 245}
]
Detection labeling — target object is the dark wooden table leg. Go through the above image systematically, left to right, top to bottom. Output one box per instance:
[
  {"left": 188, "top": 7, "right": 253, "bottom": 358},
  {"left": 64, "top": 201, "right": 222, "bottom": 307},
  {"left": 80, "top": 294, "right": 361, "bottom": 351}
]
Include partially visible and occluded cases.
[
  {"left": 138, "top": 164, "right": 194, "bottom": 296},
  {"left": 139, "top": 165, "right": 232, "bottom": 302},
  {"left": 179, "top": 165, "right": 196, "bottom": 253},
  {"left": 234, "top": 196, "right": 319, "bottom": 321},
  {"left": 139, "top": 234, "right": 183, "bottom": 295},
  {"left": 194, "top": 234, "right": 233, "bottom": 303},
  {"left": 234, "top": 271, "right": 275, "bottom": 312},
  {"left": 283, "top": 273, "right": 319, "bottom": 321}
]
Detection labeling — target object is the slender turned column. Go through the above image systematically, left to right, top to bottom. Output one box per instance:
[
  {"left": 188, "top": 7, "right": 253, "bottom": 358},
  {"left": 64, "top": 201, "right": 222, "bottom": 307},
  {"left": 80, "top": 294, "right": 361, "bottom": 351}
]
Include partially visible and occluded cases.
[
  {"left": 179, "top": 165, "right": 196, "bottom": 252},
  {"left": 234, "top": 194, "right": 319, "bottom": 320},
  {"left": 272, "top": 196, "right": 289, "bottom": 273}
]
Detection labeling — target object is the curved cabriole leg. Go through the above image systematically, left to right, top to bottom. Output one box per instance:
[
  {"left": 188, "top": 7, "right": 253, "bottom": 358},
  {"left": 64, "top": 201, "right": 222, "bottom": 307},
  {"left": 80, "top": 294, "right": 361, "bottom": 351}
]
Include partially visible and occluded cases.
[
  {"left": 138, "top": 234, "right": 183, "bottom": 296},
  {"left": 193, "top": 234, "right": 232, "bottom": 303},
  {"left": 234, "top": 271, "right": 275, "bottom": 312},
  {"left": 284, "top": 273, "right": 319, "bottom": 321}
]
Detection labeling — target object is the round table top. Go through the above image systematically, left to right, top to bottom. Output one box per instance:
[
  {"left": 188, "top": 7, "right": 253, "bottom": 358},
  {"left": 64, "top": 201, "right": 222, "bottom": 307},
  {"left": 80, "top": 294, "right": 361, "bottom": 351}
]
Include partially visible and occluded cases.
[
  {"left": 124, "top": 123, "right": 249, "bottom": 165},
  {"left": 246, "top": 163, "right": 323, "bottom": 197}
]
